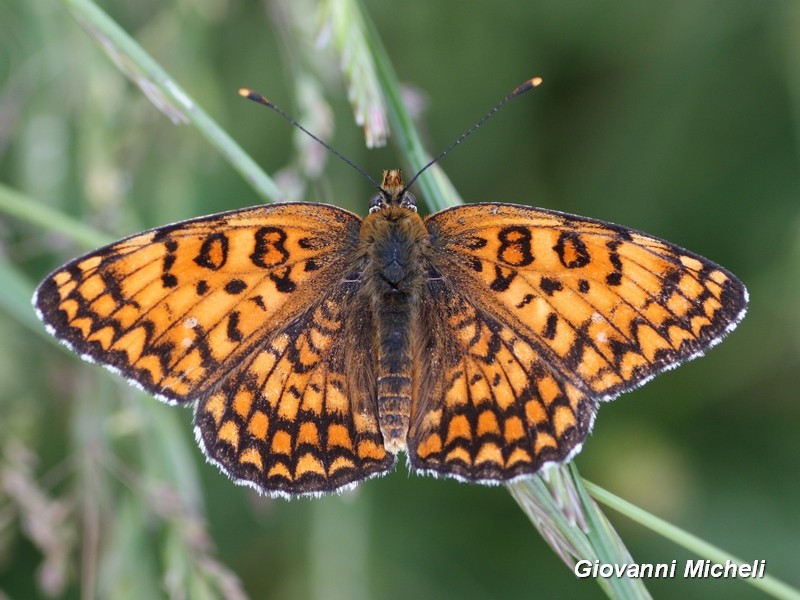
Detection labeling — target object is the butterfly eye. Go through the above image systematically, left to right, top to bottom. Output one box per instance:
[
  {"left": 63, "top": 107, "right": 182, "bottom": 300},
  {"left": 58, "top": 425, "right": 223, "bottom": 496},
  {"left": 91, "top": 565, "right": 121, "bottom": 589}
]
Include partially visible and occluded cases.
[
  {"left": 399, "top": 191, "right": 417, "bottom": 212},
  {"left": 369, "top": 193, "right": 385, "bottom": 213}
]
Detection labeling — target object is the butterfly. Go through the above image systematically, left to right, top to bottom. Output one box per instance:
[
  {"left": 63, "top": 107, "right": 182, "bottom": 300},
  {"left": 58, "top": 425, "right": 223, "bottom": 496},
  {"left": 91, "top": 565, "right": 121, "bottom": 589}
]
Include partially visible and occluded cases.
[{"left": 33, "top": 164, "right": 748, "bottom": 498}]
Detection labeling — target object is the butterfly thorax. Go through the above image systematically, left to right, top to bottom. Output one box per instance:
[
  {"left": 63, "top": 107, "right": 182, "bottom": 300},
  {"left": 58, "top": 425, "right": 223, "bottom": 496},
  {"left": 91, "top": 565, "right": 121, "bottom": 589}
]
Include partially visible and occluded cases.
[{"left": 360, "top": 170, "right": 431, "bottom": 453}]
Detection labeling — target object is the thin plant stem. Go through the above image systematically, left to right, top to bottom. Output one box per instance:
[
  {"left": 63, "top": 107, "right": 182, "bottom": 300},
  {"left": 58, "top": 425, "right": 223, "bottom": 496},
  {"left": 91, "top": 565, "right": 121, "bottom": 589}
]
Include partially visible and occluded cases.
[
  {"left": 353, "top": 1, "right": 648, "bottom": 597},
  {"left": 359, "top": 2, "right": 460, "bottom": 213}
]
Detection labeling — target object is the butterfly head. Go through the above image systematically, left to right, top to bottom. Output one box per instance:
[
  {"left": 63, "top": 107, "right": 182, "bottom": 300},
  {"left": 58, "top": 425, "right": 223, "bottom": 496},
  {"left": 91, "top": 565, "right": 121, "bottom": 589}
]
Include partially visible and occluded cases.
[{"left": 369, "top": 169, "right": 417, "bottom": 214}]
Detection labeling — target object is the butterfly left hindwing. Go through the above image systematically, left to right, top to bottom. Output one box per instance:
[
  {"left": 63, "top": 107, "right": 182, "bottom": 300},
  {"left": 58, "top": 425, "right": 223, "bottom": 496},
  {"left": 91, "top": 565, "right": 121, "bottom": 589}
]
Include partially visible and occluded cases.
[{"left": 195, "top": 283, "right": 395, "bottom": 497}]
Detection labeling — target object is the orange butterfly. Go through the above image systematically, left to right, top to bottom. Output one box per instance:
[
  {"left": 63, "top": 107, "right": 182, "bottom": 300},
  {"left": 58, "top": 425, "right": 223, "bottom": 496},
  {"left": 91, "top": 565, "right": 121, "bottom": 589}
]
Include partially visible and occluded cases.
[{"left": 34, "top": 86, "right": 748, "bottom": 499}]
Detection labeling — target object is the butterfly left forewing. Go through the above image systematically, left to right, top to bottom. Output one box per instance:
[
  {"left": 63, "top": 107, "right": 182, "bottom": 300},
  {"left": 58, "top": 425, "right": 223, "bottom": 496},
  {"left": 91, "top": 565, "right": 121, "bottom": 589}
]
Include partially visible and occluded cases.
[{"left": 34, "top": 202, "right": 361, "bottom": 403}]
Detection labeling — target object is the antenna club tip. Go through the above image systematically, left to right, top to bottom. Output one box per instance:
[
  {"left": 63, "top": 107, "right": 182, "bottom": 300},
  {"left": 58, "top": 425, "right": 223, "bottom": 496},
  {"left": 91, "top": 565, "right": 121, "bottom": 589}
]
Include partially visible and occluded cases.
[
  {"left": 511, "top": 77, "right": 544, "bottom": 97},
  {"left": 239, "top": 88, "right": 271, "bottom": 105}
]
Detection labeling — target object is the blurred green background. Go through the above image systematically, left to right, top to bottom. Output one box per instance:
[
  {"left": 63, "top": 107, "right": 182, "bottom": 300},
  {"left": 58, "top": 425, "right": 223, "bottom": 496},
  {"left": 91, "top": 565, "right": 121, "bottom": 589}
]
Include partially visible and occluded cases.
[{"left": 1, "top": 0, "right": 799, "bottom": 598}]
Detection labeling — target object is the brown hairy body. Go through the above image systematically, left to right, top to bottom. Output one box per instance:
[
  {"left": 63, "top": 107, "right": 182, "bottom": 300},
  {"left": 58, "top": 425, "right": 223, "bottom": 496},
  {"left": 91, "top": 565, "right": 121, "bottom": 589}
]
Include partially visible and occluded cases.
[{"left": 358, "top": 176, "right": 432, "bottom": 452}]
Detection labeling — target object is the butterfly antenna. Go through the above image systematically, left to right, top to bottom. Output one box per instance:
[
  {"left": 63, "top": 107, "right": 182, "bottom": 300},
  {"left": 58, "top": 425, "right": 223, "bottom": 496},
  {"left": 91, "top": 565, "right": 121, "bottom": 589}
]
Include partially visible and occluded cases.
[
  {"left": 401, "top": 77, "right": 543, "bottom": 195},
  {"left": 239, "top": 88, "right": 384, "bottom": 195}
]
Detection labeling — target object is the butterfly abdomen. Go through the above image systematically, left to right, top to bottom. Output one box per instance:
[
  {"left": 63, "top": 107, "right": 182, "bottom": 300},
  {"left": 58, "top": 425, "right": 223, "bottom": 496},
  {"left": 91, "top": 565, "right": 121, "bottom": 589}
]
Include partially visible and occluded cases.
[{"left": 361, "top": 207, "right": 430, "bottom": 453}]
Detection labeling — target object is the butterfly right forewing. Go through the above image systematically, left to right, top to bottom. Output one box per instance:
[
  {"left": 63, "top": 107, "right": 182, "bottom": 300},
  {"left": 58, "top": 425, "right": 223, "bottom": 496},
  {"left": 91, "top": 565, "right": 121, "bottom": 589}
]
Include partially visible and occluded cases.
[{"left": 426, "top": 203, "right": 748, "bottom": 401}]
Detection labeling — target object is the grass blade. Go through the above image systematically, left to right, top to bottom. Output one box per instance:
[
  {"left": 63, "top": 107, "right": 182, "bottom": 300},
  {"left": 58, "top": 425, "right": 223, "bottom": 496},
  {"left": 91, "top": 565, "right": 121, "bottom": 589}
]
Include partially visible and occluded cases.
[
  {"left": 60, "top": 0, "right": 281, "bottom": 201},
  {"left": 318, "top": 0, "right": 391, "bottom": 148},
  {"left": 585, "top": 480, "right": 800, "bottom": 600}
]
